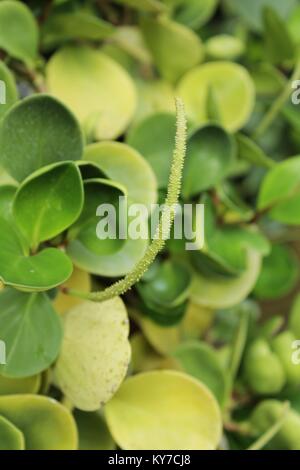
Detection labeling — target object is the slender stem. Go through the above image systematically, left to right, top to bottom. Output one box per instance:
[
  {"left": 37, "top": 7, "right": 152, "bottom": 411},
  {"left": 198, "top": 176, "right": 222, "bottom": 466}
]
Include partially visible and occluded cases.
[
  {"left": 252, "top": 59, "right": 300, "bottom": 140},
  {"left": 67, "top": 98, "right": 187, "bottom": 302},
  {"left": 248, "top": 402, "right": 290, "bottom": 450}
]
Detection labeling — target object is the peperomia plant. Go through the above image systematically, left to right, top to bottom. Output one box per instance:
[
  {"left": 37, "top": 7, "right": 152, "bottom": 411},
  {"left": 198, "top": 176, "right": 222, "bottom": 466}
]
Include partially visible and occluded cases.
[{"left": 1, "top": 0, "right": 300, "bottom": 452}]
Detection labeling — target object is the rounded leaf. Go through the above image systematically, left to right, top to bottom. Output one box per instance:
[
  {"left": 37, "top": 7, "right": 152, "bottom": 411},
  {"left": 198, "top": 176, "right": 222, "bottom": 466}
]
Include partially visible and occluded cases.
[
  {"left": 0, "top": 0, "right": 38, "bottom": 65},
  {"left": 141, "top": 16, "right": 203, "bottom": 83},
  {"left": 46, "top": 46, "right": 136, "bottom": 140},
  {"left": 177, "top": 61, "right": 255, "bottom": 132},
  {"left": 0, "top": 94, "right": 83, "bottom": 182},
  {"left": 127, "top": 112, "right": 176, "bottom": 188},
  {"left": 182, "top": 125, "right": 236, "bottom": 197},
  {"left": 84, "top": 142, "right": 157, "bottom": 209},
  {"left": 258, "top": 156, "right": 300, "bottom": 224},
  {"left": 13, "top": 162, "right": 84, "bottom": 247},
  {"left": 191, "top": 250, "right": 262, "bottom": 309},
  {"left": 0, "top": 289, "right": 62, "bottom": 378},
  {"left": 55, "top": 298, "right": 131, "bottom": 411},
  {"left": 173, "top": 341, "right": 227, "bottom": 405},
  {"left": 105, "top": 370, "right": 222, "bottom": 450},
  {"left": 0, "top": 373, "right": 40, "bottom": 395},
  {"left": 0, "top": 395, "right": 77, "bottom": 450},
  {"left": 74, "top": 410, "right": 115, "bottom": 450},
  {"left": 0, "top": 415, "right": 24, "bottom": 450}
]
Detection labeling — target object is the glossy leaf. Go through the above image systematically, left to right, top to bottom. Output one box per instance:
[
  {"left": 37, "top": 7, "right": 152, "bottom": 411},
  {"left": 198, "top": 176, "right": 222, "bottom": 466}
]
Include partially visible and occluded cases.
[
  {"left": 0, "top": 0, "right": 38, "bottom": 65},
  {"left": 173, "top": 0, "right": 218, "bottom": 29},
  {"left": 228, "top": 0, "right": 297, "bottom": 32},
  {"left": 263, "top": 7, "right": 295, "bottom": 65},
  {"left": 42, "top": 10, "right": 115, "bottom": 49},
  {"left": 141, "top": 16, "right": 203, "bottom": 83},
  {"left": 206, "top": 35, "right": 245, "bottom": 60},
  {"left": 46, "top": 46, "right": 136, "bottom": 140},
  {"left": 177, "top": 62, "right": 255, "bottom": 132},
  {"left": 133, "top": 78, "right": 175, "bottom": 125},
  {"left": 0, "top": 94, "right": 83, "bottom": 182},
  {"left": 127, "top": 112, "right": 176, "bottom": 188},
  {"left": 182, "top": 125, "right": 236, "bottom": 197},
  {"left": 237, "top": 134, "right": 274, "bottom": 169},
  {"left": 84, "top": 142, "right": 157, "bottom": 209},
  {"left": 258, "top": 156, "right": 300, "bottom": 224},
  {"left": 13, "top": 162, "right": 83, "bottom": 248},
  {"left": 68, "top": 178, "right": 126, "bottom": 256},
  {"left": 0, "top": 185, "right": 16, "bottom": 221},
  {"left": 0, "top": 217, "right": 73, "bottom": 291},
  {"left": 67, "top": 234, "right": 148, "bottom": 278},
  {"left": 254, "top": 244, "right": 299, "bottom": 300},
  {"left": 191, "top": 250, "right": 262, "bottom": 309},
  {"left": 138, "top": 260, "right": 191, "bottom": 308},
  {"left": 0, "top": 289, "right": 62, "bottom": 378},
  {"left": 55, "top": 298, "right": 131, "bottom": 411},
  {"left": 173, "top": 341, "right": 227, "bottom": 405},
  {"left": 105, "top": 370, "right": 222, "bottom": 450},
  {"left": 0, "top": 373, "right": 40, "bottom": 395},
  {"left": 0, "top": 395, "right": 77, "bottom": 450},
  {"left": 74, "top": 410, "right": 115, "bottom": 450},
  {"left": 0, "top": 415, "right": 24, "bottom": 450}
]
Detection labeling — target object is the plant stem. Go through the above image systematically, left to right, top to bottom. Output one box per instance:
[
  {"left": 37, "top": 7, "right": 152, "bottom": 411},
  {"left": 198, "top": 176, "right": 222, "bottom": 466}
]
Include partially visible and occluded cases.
[
  {"left": 252, "top": 59, "right": 300, "bottom": 140},
  {"left": 68, "top": 98, "right": 187, "bottom": 302},
  {"left": 248, "top": 401, "right": 290, "bottom": 450}
]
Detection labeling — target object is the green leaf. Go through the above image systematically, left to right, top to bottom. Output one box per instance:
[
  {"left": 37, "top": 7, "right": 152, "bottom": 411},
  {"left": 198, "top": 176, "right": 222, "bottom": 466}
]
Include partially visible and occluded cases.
[
  {"left": 0, "top": 0, "right": 39, "bottom": 65},
  {"left": 172, "top": 0, "right": 218, "bottom": 29},
  {"left": 228, "top": 0, "right": 297, "bottom": 32},
  {"left": 263, "top": 7, "right": 295, "bottom": 65},
  {"left": 42, "top": 10, "right": 115, "bottom": 49},
  {"left": 141, "top": 16, "right": 203, "bottom": 83},
  {"left": 206, "top": 34, "right": 245, "bottom": 60},
  {"left": 46, "top": 46, "right": 137, "bottom": 140},
  {"left": 0, "top": 60, "right": 18, "bottom": 120},
  {"left": 177, "top": 61, "right": 255, "bottom": 132},
  {"left": 133, "top": 78, "right": 175, "bottom": 126},
  {"left": 0, "top": 94, "right": 83, "bottom": 182},
  {"left": 127, "top": 112, "right": 176, "bottom": 188},
  {"left": 182, "top": 125, "right": 236, "bottom": 197},
  {"left": 236, "top": 133, "right": 275, "bottom": 169},
  {"left": 84, "top": 142, "right": 157, "bottom": 209},
  {"left": 258, "top": 156, "right": 300, "bottom": 224},
  {"left": 13, "top": 162, "right": 83, "bottom": 248},
  {"left": 68, "top": 178, "right": 126, "bottom": 256},
  {"left": 0, "top": 185, "right": 16, "bottom": 221},
  {"left": 0, "top": 217, "right": 73, "bottom": 291},
  {"left": 67, "top": 235, "right": 148, "bottom": 278},
  {"left": 254, "top": 245, "right": 299, "bottom": 300},
  {"left": 191, "top": 250, "right": 262, "bottom": 309},
  {"left": 137, "top": 260, "right": 192, "bottom": 326},
  {"left": 138, "top": 260, "right": 191, "bottom": 308},
  {"left": 0, "top": 289, "right": 62, "bottom": 378},
  {"left": 55, "top": 298, "right": 131, "bottom": 411},
  {"left": 244, "top": 339, "right": 286, "bottom": 395},
  {"left": 173, "top": 341, "right": 227, "bottom": 405},
  {"left": 105, "top": 370, "right": 222, "bottom": 450},
  {"left": 0, "top": 373, "right": 40, "bottom": 395},
  {"left": 0, "top": 395, "right": 77, "bottom": 450},
  {"left": 250, "top": 400, "right": 300, "bottom": 450},
  {"left": 74, "top": 410, "right": 115, "bottom": 450},
  {"left": 0, "top": 415, "right": 24, "bottom": 450}
]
